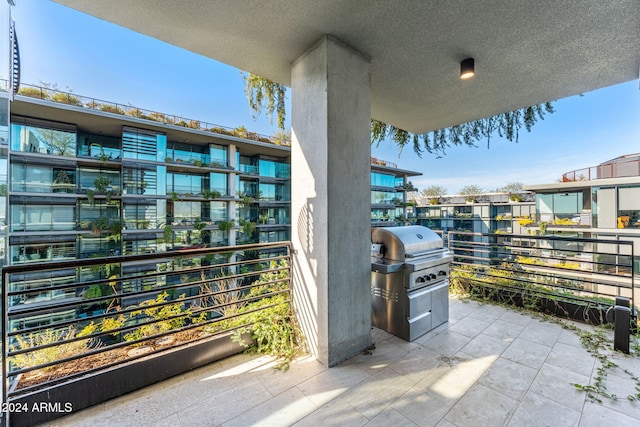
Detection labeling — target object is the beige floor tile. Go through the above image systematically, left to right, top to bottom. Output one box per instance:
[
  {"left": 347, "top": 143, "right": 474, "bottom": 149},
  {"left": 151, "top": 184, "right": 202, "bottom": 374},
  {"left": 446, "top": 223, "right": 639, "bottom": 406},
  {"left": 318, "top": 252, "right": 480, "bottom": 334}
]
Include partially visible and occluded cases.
[
  {"left": 467, "top": 304, "right": 507, "bottom": 322},
  {"left": 499, "top": 309, "right": 534, "bottom": 327},
  {"left": 448, "top": 316, "right": 491, "bottom": 338},
  {"left": 482, "top": 318, "right": 527, "bottom": 341},
  {"left": 518, "top": 320, "right": 562, "bottom": 346},
  {"left": 556, "top": 327, "right": 584, "bottom": 348},
  {"left": 423, "top": 330, "right": 474, "bottom": 356},
  {"left": 459, "top": 332, "right": 511, "bottom": 359},
  {"left": 501, "top": 337, "right": 552, "bottom": 370},
  {"left": 546, "top": 341, "right": 596, "bottom": 377},
  {"left": 387, "top": 346, "right": 443, "bottom": 381},
  {"left": 257, "top": 355, "right": 327, "bottom": 396},
  {"left": 479, "top": 357, "right": 538, "bottom": 399},
  {"left": 297, "top": 364, "right": 371, "bottom": 407},
  {"left": 528, "top": 364, "right": 588, "bottom": 411},
  {"left": 340, "top": 366, "right": 415, "bottom": 419},
  {"left": 587, "top": 370, "right": 640, "bottom": 420},
  {"left": 177, "top": 378, "right": 272, "bottom": 426},
  {"left": 391, "top": 380, "right": 458, "bottom": 427},
  {"left": 443, "top": 383, "right": 519, "bottom": 427},
  {"left": 220, "top": 386, "right": 318, "bottom": 427},
  {"left": 508, "top": 391, "right": 581, "bottom": 427},
  {"left": 293, "top": 397, "right": 368, "bottom": 427},
  {"left": 579, "top": 401, "right": 640, "bottom": 426},
  {"left": 364, "top": 408, "right": 418, "bottom": 427},
  {"left": 150, "top": 412, "right": 182, "bottom": 427}
]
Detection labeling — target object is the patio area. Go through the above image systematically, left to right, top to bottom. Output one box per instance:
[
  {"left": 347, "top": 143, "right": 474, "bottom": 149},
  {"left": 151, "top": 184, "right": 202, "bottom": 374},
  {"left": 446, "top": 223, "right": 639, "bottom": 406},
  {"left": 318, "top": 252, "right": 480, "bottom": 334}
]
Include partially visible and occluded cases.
[{"left": 51, "top": 296, "right": 640, "bottom": 427}]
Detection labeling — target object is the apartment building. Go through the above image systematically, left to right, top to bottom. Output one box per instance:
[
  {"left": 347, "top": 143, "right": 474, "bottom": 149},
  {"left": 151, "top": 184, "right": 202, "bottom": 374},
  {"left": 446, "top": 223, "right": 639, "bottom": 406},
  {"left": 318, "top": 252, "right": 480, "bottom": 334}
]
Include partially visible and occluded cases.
[
  {"left": 0, "top": 83, "right": 420, "bottom": 328},
  {"left": 524, "top": 153, "right": 640, "bottom": 273},
  {"left": 370, "top": 157, "right": 421, "bottom": 227},
  {"left": 414, "top": 192, "right": 536, "bottom": 238}
]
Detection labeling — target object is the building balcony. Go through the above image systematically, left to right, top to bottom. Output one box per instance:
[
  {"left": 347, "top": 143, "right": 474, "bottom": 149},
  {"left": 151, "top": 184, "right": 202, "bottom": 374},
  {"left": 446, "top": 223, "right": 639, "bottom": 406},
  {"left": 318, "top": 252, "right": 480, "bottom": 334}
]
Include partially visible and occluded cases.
[
  {"left": 2, "top": 235, "right": 638, "bottom": 426},
  {"left": 48, "top": 296, "right": 639, "bottom": 426}
]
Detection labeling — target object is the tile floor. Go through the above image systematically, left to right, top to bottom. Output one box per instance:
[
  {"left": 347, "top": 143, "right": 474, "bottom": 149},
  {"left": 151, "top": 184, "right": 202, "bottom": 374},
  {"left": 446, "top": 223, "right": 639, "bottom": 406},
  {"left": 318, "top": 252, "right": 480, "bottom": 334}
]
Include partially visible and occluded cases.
[{"left": 47, "top": 297, "right": 640, "bottom": 427}]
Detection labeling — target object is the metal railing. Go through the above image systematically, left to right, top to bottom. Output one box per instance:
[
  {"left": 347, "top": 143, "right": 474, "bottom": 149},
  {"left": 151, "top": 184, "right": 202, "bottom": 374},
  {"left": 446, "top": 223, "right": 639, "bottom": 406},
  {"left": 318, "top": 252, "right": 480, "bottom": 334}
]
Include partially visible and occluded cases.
[
  {"left": 10, "top": 80, "right": 290, "bottom": 146},
  {"left": 562, "top": 157, "right": 640, "bottom": 182},
  {"left": 448, "top": 231, "right": 636, "bottom": 317},
  {"left": 2, "top": 242, "right": 292, "bottom": 414}
]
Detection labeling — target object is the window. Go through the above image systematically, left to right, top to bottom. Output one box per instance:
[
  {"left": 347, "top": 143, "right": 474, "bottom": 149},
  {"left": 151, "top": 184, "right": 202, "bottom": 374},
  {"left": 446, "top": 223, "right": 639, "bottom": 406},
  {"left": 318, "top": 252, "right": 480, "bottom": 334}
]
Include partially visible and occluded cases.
[
  {"left": 11, "top": 123, "right": 76, "bottom": 156},
  {"left": 122, "top": 127, "right": 165, "bottom": 161},
  {"left": 77, "top": 132, "right": 121, "bottom": 159},
  {"left": 371, "top": 172, "right": 396, "bottom": 188},
  {"left": 617, "top": 186, "right": 640, "bottom": 228},
  {"left": 11, "top": 205, "right": 75, "bottom": 232}
]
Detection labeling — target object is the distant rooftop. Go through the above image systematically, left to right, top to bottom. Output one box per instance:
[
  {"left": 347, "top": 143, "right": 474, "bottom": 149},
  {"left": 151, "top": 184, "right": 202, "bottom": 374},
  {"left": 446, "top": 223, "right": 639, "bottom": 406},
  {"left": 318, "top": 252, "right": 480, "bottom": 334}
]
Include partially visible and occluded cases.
[
  {"left": 5, "top": 80, "right": 291, "bottom": 146},
  {"left": 5, "top": 80, "right": 419, "bottom": 175},
  {"left": 562, "top": 153, "right": 640, "bottom": 182}
]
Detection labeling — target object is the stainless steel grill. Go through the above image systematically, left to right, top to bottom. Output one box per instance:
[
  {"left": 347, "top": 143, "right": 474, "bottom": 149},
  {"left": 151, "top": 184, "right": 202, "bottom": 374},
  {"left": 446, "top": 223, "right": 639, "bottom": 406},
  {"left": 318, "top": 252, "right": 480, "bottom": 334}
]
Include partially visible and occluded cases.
[{"left": 371, "top": 225, "right": 452, "bottom": 341}]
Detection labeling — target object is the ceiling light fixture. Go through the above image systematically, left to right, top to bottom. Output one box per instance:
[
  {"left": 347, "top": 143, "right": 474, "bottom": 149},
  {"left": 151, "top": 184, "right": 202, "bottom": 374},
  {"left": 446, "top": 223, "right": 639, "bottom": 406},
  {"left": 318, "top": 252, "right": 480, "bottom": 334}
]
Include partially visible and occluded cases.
[{"left": 460, "top": 58, "right": 475, "bottom": 80}]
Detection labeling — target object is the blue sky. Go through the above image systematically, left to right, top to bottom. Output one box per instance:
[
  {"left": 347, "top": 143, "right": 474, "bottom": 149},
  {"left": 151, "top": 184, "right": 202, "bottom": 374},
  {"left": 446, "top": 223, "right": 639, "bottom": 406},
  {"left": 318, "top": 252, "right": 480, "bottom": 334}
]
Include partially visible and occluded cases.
[{"left": 10, "top": 1, "right": 640, "bottom": 194}]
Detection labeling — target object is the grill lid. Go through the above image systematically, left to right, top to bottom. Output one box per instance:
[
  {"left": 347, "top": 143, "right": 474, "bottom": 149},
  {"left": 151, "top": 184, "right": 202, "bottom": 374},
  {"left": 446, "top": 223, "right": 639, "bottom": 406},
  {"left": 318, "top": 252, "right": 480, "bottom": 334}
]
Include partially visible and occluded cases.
[{"left": 371, "top": 225, "right": 443, "bottom": 261}]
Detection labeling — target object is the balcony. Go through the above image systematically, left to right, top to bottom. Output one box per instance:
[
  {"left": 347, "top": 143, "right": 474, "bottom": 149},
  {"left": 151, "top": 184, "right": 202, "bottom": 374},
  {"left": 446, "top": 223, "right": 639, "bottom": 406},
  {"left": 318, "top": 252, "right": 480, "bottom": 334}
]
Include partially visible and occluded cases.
[
  {"left": 562, "top": 155, "right": 640, "bottom": 182},
  {"left": 2, "top": 236, "right": 639, "bottom": 426},
  {"left": 45, "top": 297, "right": 640, "bottom": 426}
]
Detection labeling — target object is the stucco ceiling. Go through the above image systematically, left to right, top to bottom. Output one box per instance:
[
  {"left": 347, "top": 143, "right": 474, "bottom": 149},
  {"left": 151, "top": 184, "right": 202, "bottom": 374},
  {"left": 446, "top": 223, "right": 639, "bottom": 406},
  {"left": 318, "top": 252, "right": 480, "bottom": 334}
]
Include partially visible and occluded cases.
[{"left": 55, "top": 1, "right": 639, "bottom": 134}]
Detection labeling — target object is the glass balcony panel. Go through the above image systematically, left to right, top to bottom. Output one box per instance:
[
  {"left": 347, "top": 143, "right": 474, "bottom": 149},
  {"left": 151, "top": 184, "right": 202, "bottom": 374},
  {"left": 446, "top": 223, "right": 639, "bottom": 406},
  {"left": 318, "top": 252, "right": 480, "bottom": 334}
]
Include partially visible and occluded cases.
[{"left": 11, "top": 123, "right": 77, "bottom": 156}]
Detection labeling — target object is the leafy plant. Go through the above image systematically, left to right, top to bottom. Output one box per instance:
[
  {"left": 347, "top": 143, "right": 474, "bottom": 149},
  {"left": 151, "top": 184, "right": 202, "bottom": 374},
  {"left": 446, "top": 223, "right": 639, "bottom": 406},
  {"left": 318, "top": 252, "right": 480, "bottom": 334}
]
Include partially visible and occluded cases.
[
  {"left": 18, "top": 86, "right": 51, "bottom": 100},
  {"left": 51, "top": 92, "right": 84, "bottom": 107},
  {"left": 201, "top": 189, "right": 222, "bottom": 199},
  {"left": 517, "top": 217, "right": 534, "bottom": 226},
  {"left": 240, "top": 219, "right": 257, "bottom": 235},
  {"left": 218, "top": 220, "right": 235, "bottom": 232},
  {"left": 163, "top": 225, "right": 173, "bottom": 243},
  {"left": 228, "top": 260, "right": 303, "bottom": 368},
  {"left": 100, "top": 292, "right": 200, "bottom": 345},
  {"left": 10, "top": 323, "right": 100, "bottom": 371}
]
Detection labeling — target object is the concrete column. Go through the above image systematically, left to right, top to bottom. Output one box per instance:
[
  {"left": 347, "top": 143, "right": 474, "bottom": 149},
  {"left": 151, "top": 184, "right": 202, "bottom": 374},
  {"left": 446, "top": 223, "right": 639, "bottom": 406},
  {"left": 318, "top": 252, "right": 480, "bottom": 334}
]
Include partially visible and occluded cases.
[{"left": 291, "top": 35, "right": 372, "bottom": 366}]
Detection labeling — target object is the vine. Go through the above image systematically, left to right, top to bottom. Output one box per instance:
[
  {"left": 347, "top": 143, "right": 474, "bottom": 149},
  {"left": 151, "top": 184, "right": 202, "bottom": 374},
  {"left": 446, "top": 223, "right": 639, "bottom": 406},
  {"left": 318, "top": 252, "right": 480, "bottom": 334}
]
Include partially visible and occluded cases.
[{"left": 243, "top": 74, "right": 554, "bottom": 156}]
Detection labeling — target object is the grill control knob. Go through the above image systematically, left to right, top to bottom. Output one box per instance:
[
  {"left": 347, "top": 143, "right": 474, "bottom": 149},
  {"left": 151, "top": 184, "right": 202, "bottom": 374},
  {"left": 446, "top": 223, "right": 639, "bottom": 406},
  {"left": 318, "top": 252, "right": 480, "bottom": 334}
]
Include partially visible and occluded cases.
[
  {"left": 438, "top": 271, "right": 447, "bottom": 277},
  {"left": 429, "top": 274, "right": 437, "bottom": 280},
  {"left": 417, "top": 276, "right": 426, "bottom": 283}
]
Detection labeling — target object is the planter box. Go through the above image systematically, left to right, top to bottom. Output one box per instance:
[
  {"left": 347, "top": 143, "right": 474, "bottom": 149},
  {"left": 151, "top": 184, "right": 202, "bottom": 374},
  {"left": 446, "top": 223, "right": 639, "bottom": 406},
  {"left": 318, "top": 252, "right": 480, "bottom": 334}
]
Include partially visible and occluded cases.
[
  {"left": 464, "top": 284, "right": 610, "bottom": 325},
  {"left": 9, "top": 332, "right": 252, "bottom": 427}
]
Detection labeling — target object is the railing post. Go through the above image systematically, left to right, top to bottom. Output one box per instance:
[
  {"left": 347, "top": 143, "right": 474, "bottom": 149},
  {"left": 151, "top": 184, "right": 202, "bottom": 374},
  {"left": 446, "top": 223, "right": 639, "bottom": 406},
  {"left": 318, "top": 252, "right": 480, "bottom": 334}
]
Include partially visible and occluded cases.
[{"left": 610, "top": 296, "right": 631, "bottom": 354}]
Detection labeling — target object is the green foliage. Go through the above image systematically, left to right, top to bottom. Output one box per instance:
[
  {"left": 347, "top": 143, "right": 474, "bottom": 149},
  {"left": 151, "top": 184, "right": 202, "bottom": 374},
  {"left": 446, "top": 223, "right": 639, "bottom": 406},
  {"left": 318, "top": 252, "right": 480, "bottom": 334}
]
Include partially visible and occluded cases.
[
  {"left": 243, "top": 73, "right": 287, "bottom": 131},
  {"left": 18, "top": 86, "right": 50, "bottom": 99},
  {"left": 51, "top": 92, "right": 83, "bottom": 106},
  {"left": 371, "top": 102, "right": 554, "bottom": 156},
  {"left": 99, "top": 104, "right": 125, "bottom": 115},
  {"left": 201, "top": 189, "right": 222, "bottom": 199},
  {"left": 517, "top": 217, "right": 534, "bottom": 226},
  {"left": 240, "top": 219, "right": 257, "bottom": 235},
  {"left": 218, "top": 220, "right": 235, "bottom": 232},
  {"left": 538, "top": 221, "right": 548, "bottom": 235},
  {"left": 164, "top": 225, "right": 173, "bottom": 243},
  {"left": 228, "top": 261, "right": 303, "bottom": 368},
  {"left": 100, "top": 292, "right": 197, "bottom": 344},
  {"left": 10, "top": 323, "right": 99, "bottom": 371}
]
